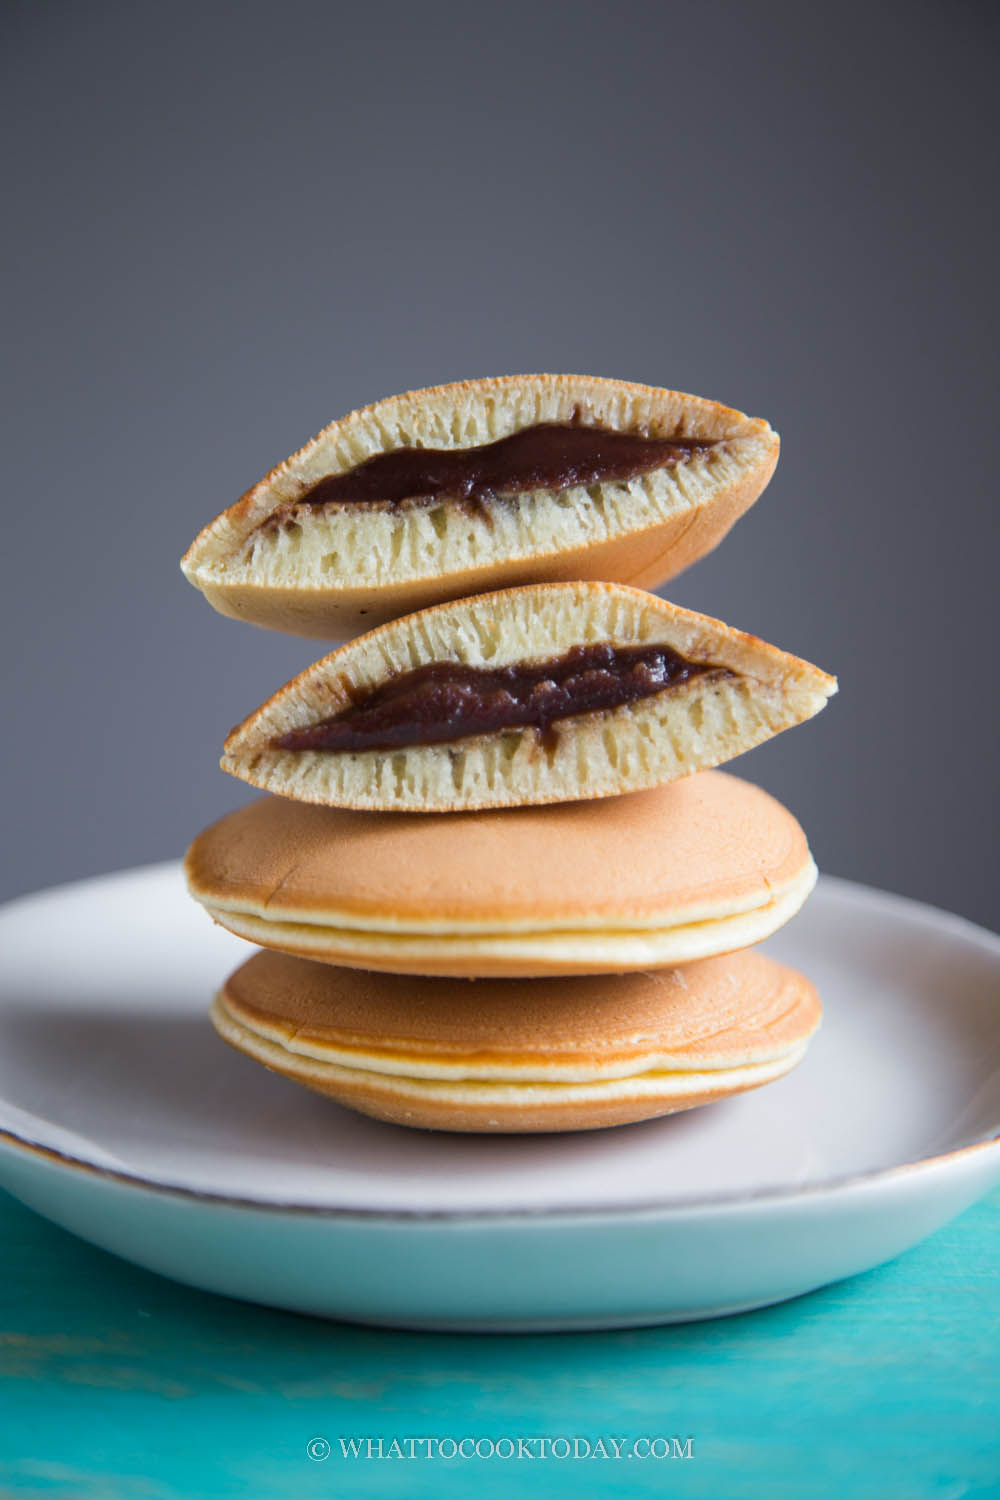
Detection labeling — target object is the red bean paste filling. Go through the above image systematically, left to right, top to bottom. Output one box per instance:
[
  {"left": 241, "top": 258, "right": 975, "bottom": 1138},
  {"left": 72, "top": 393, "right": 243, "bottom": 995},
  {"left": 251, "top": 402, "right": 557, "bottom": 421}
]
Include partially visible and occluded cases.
[
  {"left": 266, "top": 422, "right": 716, "bottom": 525},
  {"left": 273, "top": 643, "right": 733, "bottom": 754}
]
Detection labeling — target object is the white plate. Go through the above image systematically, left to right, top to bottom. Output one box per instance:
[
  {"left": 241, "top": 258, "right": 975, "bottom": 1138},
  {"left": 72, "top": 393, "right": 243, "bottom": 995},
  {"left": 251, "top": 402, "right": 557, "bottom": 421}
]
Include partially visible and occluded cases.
[{"left": 0, "top": 864, "right": 997, "bottom": 1330}]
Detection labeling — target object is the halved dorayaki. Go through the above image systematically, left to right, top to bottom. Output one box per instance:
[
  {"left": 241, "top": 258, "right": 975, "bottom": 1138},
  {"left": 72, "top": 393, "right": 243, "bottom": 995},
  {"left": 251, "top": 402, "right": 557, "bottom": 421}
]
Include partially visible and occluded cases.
[
  {"left": 180, "top": 375, "right": 779, "bottom": 637},
  {"left": 221, "top": 582, "right": 836, "bottom": 812},
  {"left": 184, "top": 771, "right": 818, "bottom": 978},
  {"left": 212, "top": 948, "right": 822, "bottom": 1132}
]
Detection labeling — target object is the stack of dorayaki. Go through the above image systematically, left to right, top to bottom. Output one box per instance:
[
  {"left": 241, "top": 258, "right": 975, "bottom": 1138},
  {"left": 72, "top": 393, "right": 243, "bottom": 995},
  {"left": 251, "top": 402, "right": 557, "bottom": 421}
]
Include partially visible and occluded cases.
[{"left": 182, "top": 375, "right": 835, "bottom": 1132}]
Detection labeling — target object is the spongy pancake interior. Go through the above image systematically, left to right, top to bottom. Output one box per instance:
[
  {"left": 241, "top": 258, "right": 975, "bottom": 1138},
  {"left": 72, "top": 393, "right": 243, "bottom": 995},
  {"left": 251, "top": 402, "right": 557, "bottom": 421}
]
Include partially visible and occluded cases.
[
  {"left": 185, "top": 375, "right": 776, "bottom": 593},
  {"left": 221, "top": 581, "right": 835, "bottom": 813}
]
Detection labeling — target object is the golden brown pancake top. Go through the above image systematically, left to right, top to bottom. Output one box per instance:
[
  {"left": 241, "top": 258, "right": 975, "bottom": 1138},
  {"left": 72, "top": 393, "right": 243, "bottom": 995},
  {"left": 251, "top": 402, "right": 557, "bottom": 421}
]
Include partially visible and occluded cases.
[
  {"left": 186, "top": 771, "right": 811, "bottom": 927},
  {"left": 222, "top": 947, "right": 821, "bottom": 1068}
]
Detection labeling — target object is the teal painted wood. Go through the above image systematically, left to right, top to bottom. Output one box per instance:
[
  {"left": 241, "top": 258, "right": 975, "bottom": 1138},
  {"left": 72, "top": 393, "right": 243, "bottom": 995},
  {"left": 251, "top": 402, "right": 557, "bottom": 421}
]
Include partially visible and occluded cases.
[{"left": 0, "top": 1188, "right": 997, "bottom": 1500}]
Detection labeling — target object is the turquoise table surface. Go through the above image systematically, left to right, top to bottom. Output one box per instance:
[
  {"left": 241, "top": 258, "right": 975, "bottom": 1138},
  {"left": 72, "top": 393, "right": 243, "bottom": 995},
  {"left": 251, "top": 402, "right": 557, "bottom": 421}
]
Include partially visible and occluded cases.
[{"left": 0, "top": 1187, "right": 997, "bottom": 1499}]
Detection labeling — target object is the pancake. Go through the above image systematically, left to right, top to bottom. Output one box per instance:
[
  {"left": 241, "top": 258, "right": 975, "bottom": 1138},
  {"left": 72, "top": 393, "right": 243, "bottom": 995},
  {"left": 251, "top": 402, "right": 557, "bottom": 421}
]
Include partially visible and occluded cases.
[
  {"left": 180, "top": 375, "right": 779, "bottom": 637},
  {"left": 220, "top": 582, "right": 835, "bottom": 811},
  {"left": 185, "top": 771, "right": 817, "bottom": 977},
  {"left": 212, "top": 948, "right": 821, "bottom": 1131}
]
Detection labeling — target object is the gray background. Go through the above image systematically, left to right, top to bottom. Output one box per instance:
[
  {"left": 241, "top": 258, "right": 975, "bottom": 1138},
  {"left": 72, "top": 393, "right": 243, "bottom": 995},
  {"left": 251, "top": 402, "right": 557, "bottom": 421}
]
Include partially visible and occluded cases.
[{"left": 3, "top": 0, "right": 997, "bottom": 928}]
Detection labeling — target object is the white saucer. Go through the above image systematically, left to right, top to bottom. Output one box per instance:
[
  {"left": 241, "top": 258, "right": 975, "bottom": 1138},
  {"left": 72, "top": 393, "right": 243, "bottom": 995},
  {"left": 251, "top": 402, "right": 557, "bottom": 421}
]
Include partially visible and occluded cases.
[{"left": 0, "top": 864, "right": 997, "bottom": 1329}]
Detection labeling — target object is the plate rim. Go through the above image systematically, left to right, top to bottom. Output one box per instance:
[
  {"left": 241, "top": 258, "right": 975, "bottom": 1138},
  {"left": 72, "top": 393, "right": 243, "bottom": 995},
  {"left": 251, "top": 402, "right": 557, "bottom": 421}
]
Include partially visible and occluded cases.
[
  {"left": 0, "top": 864, "right": 998, "bottom": 1223},
  {"left": 1, "top": 1120, "right": 999, "bottom": 1223}
]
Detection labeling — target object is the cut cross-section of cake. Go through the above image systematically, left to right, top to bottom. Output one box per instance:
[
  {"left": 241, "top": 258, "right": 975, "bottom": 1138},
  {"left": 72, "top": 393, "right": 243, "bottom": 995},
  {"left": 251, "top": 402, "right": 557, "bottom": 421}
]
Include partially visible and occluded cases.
[
  {"left": 180, "top": 375, "right": 780, "bottom": 637},
  {"left": 220, "top": 581, "right": 836, "bottom": 812}
]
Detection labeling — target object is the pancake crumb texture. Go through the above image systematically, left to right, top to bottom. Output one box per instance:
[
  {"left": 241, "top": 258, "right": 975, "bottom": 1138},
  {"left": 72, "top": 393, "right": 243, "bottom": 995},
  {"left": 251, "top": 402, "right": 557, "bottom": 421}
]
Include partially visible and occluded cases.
[
  {"left": 178, "top": 374, "right": 831, "bottom": 1133},
  {"left": 181, "top": 376, "right": 778, "bottom": 635},
  {"left": 221, "top": 582, "right": 835, "bottom": 811}
]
